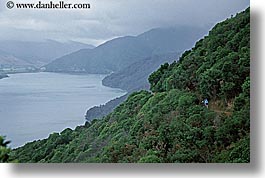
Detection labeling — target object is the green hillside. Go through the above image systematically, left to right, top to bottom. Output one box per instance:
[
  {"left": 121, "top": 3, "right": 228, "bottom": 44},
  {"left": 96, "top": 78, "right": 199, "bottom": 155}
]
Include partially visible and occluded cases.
[{"left": 10, "top": 8, "right": 250, "bottom": 163}]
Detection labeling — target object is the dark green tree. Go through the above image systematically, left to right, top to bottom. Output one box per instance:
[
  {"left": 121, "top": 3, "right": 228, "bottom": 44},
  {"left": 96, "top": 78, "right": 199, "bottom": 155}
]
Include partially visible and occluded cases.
[{"left": 0, "top": 136, "right": 11, "bottom": 163}]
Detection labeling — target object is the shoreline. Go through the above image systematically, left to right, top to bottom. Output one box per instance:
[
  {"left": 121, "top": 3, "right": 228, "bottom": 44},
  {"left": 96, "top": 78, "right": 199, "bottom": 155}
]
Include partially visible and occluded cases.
[
  {"left": 0, "top": 72, "right": 126, "bottom": 148},
  {"left": 0, "top": 73, "right": 9, "bottom": 79}
]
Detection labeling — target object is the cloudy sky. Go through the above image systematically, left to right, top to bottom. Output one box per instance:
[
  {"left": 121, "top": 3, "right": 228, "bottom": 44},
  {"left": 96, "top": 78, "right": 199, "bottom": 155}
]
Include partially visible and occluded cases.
[{"left": 0, "top": 0, "right": 249, "bottom": 46}]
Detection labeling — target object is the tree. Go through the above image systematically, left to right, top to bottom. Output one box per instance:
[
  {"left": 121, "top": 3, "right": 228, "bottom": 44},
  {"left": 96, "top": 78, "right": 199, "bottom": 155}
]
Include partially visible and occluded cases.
[
  {"left": 0, "top": 136, "right": 11, "bottom": 163},
  {"left": 138, "top": 150, "right": 162, "bottom": 163}
]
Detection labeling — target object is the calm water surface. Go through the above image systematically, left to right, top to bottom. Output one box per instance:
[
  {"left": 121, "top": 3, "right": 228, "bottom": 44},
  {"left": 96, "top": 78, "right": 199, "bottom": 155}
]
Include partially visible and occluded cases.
[{"left": 0, "top": 72, "right": 126, "bottom": 148}]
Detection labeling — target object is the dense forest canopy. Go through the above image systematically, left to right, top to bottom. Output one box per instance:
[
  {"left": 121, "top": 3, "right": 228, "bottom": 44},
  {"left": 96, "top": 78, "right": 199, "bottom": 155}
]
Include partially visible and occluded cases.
[{"left": 9, "top": 7, "right": 250, "bottom": 163}]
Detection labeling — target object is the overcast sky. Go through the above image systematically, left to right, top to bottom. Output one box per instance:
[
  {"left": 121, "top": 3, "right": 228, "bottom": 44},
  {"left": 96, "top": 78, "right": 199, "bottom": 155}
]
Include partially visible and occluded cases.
[{"left": 0, "top": 0, "right": 249, "bottom": 46}]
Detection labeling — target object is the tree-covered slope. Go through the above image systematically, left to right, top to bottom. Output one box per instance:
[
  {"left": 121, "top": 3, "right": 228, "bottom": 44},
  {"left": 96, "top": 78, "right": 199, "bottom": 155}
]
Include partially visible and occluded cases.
[
  {"left": 10, "top": 8, "right": 250, "bottom": 163},
  {"left": 87, "top": 52, "right": 179, "bottom": 122},
  {"left": 102, "top": 52, "right": 180, "bottom": 92},
  {"left": 85, "top": 93, "right": 129, "bottom": 122}
]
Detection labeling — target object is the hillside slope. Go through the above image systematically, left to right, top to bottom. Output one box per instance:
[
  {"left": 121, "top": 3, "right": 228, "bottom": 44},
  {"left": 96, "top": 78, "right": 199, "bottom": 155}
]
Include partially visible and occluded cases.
[
  {"left": 10, "top": 8, "right": 250, "bottom": 163},
  {"left": 0, "top": 49, "right": 32, "bottom": 67},
  {"left": 87, "top": 52, "right": 180, "bottom": 121},
  {"left": 102, "top": 52, "right": 180, "bottom": 91},
  {"left": 85, "top": 94, "right": 129, "bottom": 122}
]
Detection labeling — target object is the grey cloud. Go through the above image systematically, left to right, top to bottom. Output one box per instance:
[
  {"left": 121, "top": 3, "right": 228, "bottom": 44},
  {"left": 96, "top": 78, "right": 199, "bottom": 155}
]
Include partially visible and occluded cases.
[{"left": 0, "top": 0, "right": 249, "bottom": 45}]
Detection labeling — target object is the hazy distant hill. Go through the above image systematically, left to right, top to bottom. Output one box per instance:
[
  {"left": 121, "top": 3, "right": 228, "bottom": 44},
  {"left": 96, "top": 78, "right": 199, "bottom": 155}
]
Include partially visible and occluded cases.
[
  {"left": 45, "top": 26, "right": 207, "bottom": 74},
  {"left": 137, "top": 26, "right": 205, "bottom": 54},
  {"left": 0, "top": 40, "right": 94, "bottom": 67},
  {"left": 0, "top": 49, "right": 32, "bottom": 67},
  {"left": 102, "top": 52, "right": 180, "bottom": 91}
]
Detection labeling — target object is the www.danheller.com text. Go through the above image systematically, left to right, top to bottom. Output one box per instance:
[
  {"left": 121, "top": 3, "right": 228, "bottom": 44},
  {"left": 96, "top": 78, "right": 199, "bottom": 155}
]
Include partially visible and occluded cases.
[{"left": 6, "top": 1, "right": 91, "bottom": 9}]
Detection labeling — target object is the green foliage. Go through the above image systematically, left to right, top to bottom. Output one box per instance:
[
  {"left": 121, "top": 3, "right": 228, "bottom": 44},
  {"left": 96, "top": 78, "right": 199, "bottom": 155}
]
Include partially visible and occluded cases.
[
  {"left": 149, "top": 7, "right": 250, "bottom": 103},
  {"left": 11, "top": 8, "right": 250, "bottom": 163},
  {"left": 148, "top": 63, "right": 170, "bottom": 92},
  {"left": 213, "top": 135, "right": 250, "bottom": 163},
  {"left": 0, "top": 136, "right": 13, "bottom": 163},
  {"left": 138, "top": 150, "right": 162, "bottom": 163}
]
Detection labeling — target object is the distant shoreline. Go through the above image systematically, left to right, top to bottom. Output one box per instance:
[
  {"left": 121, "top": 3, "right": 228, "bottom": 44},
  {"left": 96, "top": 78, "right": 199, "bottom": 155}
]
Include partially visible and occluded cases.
[
  {"left": 1, "top": 70, "right": 40, "bottom": 75},
  {"left": 43, "top": 70, "right": 113, "bottom": 76},
  {"left": 0, "top": 73, "right": 9, "bottom": 79}
]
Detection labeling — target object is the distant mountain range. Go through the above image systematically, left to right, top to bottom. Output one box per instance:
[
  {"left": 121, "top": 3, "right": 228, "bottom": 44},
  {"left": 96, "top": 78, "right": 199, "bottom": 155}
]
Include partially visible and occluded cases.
[
  {"left": 45, "top": 26, "right": 207, "bottom": 74},
  {"left": 0, "top": 40, "right": 94, "bottom": 67}
]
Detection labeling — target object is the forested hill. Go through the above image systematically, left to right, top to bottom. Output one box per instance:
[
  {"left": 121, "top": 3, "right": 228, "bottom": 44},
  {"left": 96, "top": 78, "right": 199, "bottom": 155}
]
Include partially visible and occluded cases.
[
  {"left": 10, "top": 8, "right": 250, "bottom": 163},
  {"left": 102, "top": 52, "right": 180, "bottom": 92}
]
